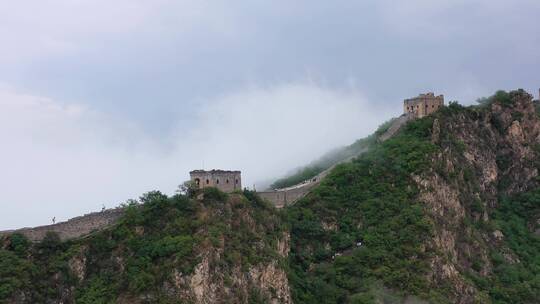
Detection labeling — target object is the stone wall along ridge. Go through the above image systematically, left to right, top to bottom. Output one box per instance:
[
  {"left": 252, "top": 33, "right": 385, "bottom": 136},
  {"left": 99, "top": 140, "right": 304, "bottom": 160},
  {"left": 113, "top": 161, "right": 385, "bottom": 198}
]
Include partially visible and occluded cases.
[{"left": 0, "top": 208, "right": 125, "bottom": 242}]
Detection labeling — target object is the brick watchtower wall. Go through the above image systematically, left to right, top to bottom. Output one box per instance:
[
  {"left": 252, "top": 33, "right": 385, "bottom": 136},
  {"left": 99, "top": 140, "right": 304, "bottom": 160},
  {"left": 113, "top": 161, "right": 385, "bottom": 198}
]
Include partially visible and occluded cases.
[
  {"left": 404, "top": 92, "right": 444, "bottom": 118},
  {"left": 190, "top": 169, "right": 242, "bottom": 193}
]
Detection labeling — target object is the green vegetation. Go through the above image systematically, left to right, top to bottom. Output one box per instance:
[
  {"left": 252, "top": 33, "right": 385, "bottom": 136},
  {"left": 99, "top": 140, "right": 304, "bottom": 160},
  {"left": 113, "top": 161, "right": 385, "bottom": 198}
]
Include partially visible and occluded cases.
[
  {"left": 286, "top": 89, "right": 540, "bottom": 303},
  {"left": 476, "top": 90, "right": 513, "bottom": 107},
  {"left": 476, "top": 90, "right": 530, "bottom": 136},
  {"left": 286, "top": 116, "right": 441, "bottom": 303},
  {"left": 270, "top": 119, "right": 396, "bottom": 189},
  {"left": 271, "top": 165, "right": 325, "bottom": 189},
  {"left": 0, "top": 188, "right": 286, "bottom": 303},
  {"left": 486, "top": 190, "right": 540, "bottom": 303},
  {"left": 0, "top": 250, "right": 32, "bottom": 300}
]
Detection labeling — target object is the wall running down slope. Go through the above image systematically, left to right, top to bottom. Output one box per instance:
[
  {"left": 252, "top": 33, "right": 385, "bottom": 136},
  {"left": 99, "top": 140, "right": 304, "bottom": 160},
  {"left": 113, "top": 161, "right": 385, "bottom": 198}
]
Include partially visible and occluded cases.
[{"left": 258, "top": 113, "right": 413, "bottom": 207}]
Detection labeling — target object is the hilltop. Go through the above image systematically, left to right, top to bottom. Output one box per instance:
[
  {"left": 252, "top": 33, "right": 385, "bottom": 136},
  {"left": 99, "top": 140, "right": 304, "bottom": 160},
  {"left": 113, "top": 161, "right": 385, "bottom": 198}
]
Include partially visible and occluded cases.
[
  {"left": 1, "top": 89, "right": 540, "bottom": 303},
  {"left": 286, "top": 89, "right": 540, "bottom": 303},
  {"left": 1, "top": 189, "right": 292, "bottom": 303}
]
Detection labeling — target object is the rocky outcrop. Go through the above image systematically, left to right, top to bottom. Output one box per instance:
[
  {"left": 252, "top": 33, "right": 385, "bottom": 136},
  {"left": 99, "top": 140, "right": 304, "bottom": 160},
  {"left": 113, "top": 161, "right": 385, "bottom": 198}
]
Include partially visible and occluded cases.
[
  {"left": 413, "top": 90, "right": 540, "bottom": 303},
  {"left": 165, "top": 200, "right": 293, "bottom": 304},
  {"left": 68, "top": 246, "right": 88, "bottom": 282},
  {"left": 168, "top": 249, "right": 292, "bottom": 304}
]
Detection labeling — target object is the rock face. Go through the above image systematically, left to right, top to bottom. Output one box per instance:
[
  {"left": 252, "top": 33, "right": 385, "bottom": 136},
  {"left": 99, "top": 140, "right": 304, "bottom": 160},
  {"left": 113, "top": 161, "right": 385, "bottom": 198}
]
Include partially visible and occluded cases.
[
  {"left": 413, "top": 90, "right": 540, "bottom": 303},
  {"left": 166, "top": 197, "right": 293, "bottom": 304},
  {"left": 164, "top": 228, "right": 292, "bottom": 304},
  {"left": 168, "top": 249, "right": 292, "bottom": 304}
]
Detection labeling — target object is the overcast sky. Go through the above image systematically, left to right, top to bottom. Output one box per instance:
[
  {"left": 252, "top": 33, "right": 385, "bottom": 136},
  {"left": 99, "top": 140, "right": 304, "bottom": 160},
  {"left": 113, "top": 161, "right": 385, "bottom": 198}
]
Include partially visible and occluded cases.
[{"left": 1, "top": 0, "right": 539, "bottom": 229}]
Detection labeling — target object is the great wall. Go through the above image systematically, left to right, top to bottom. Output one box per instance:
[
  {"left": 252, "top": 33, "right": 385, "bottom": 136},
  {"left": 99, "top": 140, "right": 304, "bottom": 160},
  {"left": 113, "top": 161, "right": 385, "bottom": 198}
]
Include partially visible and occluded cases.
[
  {"left": 256, "top": 91, "right": 444, "bottom": 206},
  {"left": 0, "top": 93, "right": 442, "bottom": 242},
  {"left": 0, "top": 113, "right": 412, "bottom": 242},
  {"left": 257, "top": 113, "right": 413, "bottom": 207},
  {"left": 0, "top": 208, "right": 125, "bottom": 242}
]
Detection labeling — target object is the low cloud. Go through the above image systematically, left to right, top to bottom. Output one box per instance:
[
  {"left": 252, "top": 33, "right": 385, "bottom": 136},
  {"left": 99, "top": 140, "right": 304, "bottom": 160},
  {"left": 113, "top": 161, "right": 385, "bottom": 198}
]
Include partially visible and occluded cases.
[{"left": 0, "top": 82, "right": 388, "bottom": 229}]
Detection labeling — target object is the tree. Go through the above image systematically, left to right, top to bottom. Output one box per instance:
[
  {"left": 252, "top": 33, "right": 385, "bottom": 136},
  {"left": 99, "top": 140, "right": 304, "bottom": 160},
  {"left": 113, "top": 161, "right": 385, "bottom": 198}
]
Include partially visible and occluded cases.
[{"left": 177, "top": 180, "right": 198, "bottom": 198}]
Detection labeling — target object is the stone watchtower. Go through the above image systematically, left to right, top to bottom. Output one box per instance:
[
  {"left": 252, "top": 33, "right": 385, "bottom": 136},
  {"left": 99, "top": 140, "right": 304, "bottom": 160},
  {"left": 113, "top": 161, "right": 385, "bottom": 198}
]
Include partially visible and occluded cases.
[
  {"left": 404, "top": 92, "right": 444, "bottom": 118},
  {"left": 189, "top": 169, "right": 242, "bottom": 193}
]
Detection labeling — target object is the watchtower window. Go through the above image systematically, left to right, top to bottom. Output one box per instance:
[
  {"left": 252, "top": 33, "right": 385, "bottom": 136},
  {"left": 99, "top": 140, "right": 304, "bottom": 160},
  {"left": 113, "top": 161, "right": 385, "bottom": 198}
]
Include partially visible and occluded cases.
[
  {"left": 194, "top": 178, "right": 200, "bottom": 185},
  {"left": 206, "top": 179, "right": 209, "bottom": 185},
  {"left": 216, "top": 179, "right": 219, "bottom": 184},
  {"left": 226, "top": 179, "right": 229, "bottom": 184},
  {"left": 235, "top": 179, "right": 239, "bottom": 184}
]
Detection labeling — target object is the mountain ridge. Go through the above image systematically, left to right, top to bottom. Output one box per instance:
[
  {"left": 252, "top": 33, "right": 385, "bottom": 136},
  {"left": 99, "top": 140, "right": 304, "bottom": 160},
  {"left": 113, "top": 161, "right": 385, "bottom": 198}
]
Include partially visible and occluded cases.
[{"left": 2, "top": 89, "right": 540, "bottom": 303}]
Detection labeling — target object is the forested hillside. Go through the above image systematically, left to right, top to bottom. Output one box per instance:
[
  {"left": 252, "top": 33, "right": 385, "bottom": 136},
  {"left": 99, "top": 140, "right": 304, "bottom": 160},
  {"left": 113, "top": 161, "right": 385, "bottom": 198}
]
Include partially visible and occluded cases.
[
  {"left": 1, "top": 90, "right": 540, "bottom": 304},
  {"left": 286, "top": 90, "right": 540, "bottom": 303},
  {"left": 269, "top": 119, "right": 395, "bottom": 189},
  {"left": 1, "top": 189, "right": 290, "bottom": 303}
]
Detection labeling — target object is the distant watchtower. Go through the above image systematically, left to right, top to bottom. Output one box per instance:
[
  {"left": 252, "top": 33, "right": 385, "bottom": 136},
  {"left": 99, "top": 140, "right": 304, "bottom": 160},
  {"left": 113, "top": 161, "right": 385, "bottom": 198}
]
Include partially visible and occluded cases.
[
  {"left": 404, "top": 92, "right": 444, "bottom": 118},
  {"left": 189, "top": 169, "right": 242, "bottom": 193}
]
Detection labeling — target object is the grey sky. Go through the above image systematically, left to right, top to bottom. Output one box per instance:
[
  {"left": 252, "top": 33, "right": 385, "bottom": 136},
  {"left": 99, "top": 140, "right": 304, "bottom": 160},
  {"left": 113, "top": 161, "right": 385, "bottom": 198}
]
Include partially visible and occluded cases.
[{"left": 0, "top": 0, "right": 539, "bottom": 229}]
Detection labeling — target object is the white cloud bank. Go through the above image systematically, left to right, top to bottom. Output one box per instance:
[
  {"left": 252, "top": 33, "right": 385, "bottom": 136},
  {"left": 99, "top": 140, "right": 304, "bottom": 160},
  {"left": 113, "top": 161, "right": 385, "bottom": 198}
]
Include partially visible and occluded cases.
[{"left": 0, "top": 82, "right": 388, "bottom": 229}]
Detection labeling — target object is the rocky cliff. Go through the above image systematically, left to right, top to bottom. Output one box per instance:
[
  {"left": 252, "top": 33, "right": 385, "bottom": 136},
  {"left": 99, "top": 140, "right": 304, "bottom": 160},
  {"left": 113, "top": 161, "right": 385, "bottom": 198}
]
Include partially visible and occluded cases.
[
  {"left": 286, "top": 90, "right": 540, "bottom": 303},
  {"left": 414, "top": 90, "right": 540, "bottom": 302},
  {"left": 413, "top": 91, "right": 540, "bottom": 303}
]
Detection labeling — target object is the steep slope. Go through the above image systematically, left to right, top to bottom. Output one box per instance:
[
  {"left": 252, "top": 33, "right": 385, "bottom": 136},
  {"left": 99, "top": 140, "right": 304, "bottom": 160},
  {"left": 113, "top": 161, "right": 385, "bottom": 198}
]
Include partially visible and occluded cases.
[
  {"left": 286, "top": 90, "right": 540, "bottom": 303},
  {"left": 413, "top": 90, "right": 540, "bottom": 303},
  {"left": 269, "top": 118, "right": 397, "bottom": 190},
  {"left": 0, "top": 189, "right": 291, "bottom": 304}
]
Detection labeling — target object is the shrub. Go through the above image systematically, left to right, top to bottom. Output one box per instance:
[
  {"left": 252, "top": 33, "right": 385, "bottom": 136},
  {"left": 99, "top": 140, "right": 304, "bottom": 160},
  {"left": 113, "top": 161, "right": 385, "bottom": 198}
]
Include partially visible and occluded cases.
[
  {"left": 202, "top": 187, "right": 228, "bottom": 202},
  {"left": 487, "top": 189, "right": 540, "bottom": 303},
  {"left": 37, "top": 232, "right": 62, "bottom": 256},
  {"left": 8, "top": 233, "right": 30, "bottom": 257},
  {"left": 150, "top": 235, "right": 193, "bottom": 259},
  {"left": 0, "top": 250, "right": 32, "bottom": 299},
  {"left": 75, "top": 277, "right": 114, "bottom": 304}
]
